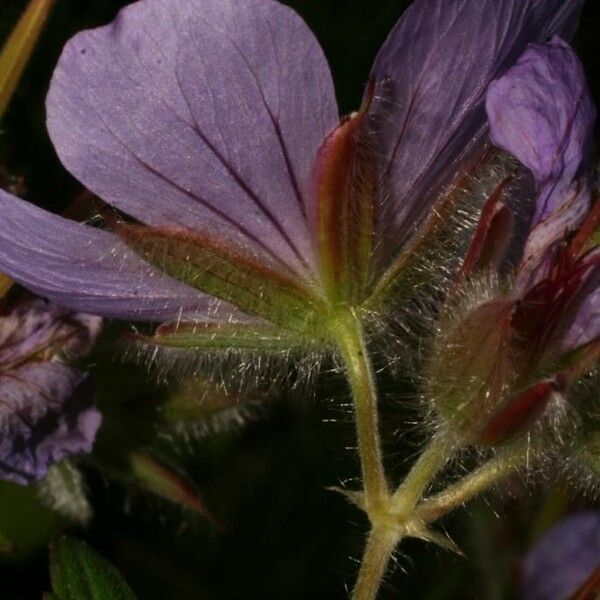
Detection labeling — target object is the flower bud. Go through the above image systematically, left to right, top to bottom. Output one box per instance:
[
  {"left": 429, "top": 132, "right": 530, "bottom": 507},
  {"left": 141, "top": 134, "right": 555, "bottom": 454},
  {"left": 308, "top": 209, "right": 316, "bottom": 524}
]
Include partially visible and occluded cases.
[
  {"left": 426, "top": 296, "right": 516, "bottom": 442},
  {"left": 478, "top": 377, "right": 563, "bottom": 446},
  {"left": 128, "top": 452, "right": 212, "bottom": 521}
]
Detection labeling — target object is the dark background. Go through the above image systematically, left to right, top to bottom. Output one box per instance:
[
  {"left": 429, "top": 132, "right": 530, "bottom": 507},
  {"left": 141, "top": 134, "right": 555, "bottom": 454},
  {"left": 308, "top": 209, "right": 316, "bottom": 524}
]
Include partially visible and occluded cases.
[{"left": 0, "top": 1, "right": 599, "bottom": 598}]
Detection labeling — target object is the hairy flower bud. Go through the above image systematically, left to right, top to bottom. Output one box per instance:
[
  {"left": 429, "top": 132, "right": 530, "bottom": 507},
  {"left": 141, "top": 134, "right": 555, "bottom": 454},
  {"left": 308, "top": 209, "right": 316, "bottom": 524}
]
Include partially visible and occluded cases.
[
  {"left": 427, "top": 38, "right": 599, "bottom": 451},
  {"left": 426, "top": 292, "right": 516, "bottom": 443}
]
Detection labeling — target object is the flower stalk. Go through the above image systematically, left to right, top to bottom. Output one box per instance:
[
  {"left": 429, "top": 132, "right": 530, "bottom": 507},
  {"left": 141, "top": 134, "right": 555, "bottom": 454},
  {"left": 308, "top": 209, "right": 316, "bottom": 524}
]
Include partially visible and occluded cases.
[
  {"left": 335, "top": 308, "right": 388, "bottom": 509},
  {"left": 337, "top": 319, "right": 534, "bottom": 600},
  {"left": 390, "top": 433, "right": 450, "bottom": 517},
  {"left": 351, "top": 438, "right": 531, "bottom": 599},
  {"left": 416, "top": 443, "right": 531, "bottom": 523},
  {"left": 353, "top": 528, "right": 399, "bottom": 600}
]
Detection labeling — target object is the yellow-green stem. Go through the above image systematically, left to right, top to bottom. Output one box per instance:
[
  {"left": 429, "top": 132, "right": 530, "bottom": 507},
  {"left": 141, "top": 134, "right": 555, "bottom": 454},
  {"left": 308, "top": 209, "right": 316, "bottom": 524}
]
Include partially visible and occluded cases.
[
  {"left": 335, "top": 308, "right": 388, "bottom": 509},
  {"left": 390, "top": 433, "right": 450, "bottom": 517},
  {"left": 417, "top": 443, "right": 530, "bottom": 523},
  {"left": 353, "top": 528, "right": 399, "bottom": 600}
]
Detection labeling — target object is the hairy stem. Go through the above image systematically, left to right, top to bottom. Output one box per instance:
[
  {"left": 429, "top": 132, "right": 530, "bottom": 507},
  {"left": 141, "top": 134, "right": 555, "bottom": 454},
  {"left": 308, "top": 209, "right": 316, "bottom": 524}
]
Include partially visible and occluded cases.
[
  {"left": 335, "top": 308, "right": 388, "bottom": 508},
  {"left": 335, "top": 309, "right": 393, "bottom": 600},
  {"left": 335, "top": 310, "right": 531, "bottom": 600},
  {"left": 390, "top": 433, "right": 450, "bottom": 517},
  {"left": 417, "top": 443, "right": 531, "bottom": 523},
  {"left": 353, "top": 528, "right": 399, "bottom": 600}
]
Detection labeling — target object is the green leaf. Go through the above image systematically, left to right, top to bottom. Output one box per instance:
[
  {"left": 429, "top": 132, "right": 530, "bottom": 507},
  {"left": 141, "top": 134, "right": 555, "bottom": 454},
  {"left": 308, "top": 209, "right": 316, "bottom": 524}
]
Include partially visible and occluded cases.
[{"left": 50, "top": 536, "right": 137, "bottom": 600}]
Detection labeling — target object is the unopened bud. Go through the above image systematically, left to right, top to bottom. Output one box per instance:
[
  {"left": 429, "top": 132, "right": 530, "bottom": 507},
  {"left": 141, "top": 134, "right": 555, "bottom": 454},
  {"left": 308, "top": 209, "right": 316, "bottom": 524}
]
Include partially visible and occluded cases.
[
  {"left": 426, "top": 297, "right": 516, "bottom": 442},
  {"left": 478, "top": 377, "right": 562, "bottom": 446},
  {"left": 128, "top": 452, "right": 214, "bottom": 523}
]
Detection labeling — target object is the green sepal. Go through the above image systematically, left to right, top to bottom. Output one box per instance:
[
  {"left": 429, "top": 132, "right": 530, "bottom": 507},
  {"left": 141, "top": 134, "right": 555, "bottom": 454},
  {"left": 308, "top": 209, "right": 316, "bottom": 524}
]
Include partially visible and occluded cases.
[
  {"left": 312, "top": 82, "right": 375, "bottom": 303},
  {"left": 365, "top": 150, "right": 516, "bottom": 311},
  {"left": 114, "top": 221, "right": 330, "bottom": 336},
  {"left": 136, "top": 319, "right": 317, "bottom": 352},
  {"left": 160, "top": 378, "right": 261, "bottom": 442},
  {"left": 573, "top": 428, "right": 600, "bottom": 477},
  {"left": 50, "top": 536, "right": 137, "bottom": 600}
]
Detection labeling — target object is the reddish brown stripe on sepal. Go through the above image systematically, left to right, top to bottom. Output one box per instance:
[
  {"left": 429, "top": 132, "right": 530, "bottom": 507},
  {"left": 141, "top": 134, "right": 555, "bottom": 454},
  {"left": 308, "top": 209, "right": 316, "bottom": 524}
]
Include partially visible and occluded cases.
[
  {"left": 311, "top": 81, "right": 376, "bottom": 302},
  {"left": 455, "top": 176, "right": 514, "bottom": 286},
  {"left": 569, "top": 191, "right": 600, "bottom": 259},
  {"left": 113, "top": 221, "right": 327, "bottom": 333},
  {"left": 478, "top": 378, "right": 559, "bottom": 446},
  {"left": 569, "top": 562, "right": 600, "bottom": 600}
]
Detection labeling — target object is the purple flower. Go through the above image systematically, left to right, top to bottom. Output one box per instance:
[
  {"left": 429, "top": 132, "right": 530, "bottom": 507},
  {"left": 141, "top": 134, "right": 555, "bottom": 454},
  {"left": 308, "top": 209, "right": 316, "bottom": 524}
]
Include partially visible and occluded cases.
[
  {"left": 0, "top": 0, "right": 585, "bottom": 347},
  {"left": 430, "top": 37, "right": 599, "bottom": 445},
  {"left": 486, "top": 37, "right": 598, "bottom": 352},
  {"left": 0, "top": 297, "right": 102, "bottom": 484},
  {"left": 522, "top": 511, "right": 600, "bottom": 600}
]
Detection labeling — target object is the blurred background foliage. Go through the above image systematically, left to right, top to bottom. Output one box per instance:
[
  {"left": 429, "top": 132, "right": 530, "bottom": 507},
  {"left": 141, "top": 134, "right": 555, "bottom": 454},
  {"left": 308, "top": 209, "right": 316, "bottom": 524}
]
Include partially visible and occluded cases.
[{"left": 0, "top": 1, "right": 599, "bottom": 598}]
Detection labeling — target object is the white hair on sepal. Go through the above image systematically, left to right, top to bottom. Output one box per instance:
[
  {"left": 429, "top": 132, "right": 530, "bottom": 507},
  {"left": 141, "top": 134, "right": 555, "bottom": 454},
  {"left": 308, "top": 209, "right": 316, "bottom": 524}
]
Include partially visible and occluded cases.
[
  {"left": 360, "top": 150, "right": 526, "bottom": 449},
  {"left": 121, "top": 330, "right": 330, "bottom": 401},
  {"left": 552, "top": 375, "right": 600, "bottom": 499}
]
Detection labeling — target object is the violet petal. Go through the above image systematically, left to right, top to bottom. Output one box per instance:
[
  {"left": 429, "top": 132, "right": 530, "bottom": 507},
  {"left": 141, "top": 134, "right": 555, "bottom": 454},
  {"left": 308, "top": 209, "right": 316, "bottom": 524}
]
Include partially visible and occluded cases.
[
  {"left": 46, "top": 0, "right": 338, "bottom": 277},
  {"left": 370, "top": 0, "right": 583, "bottom": 260},
  {"left": 486, "top": 38, "right": 596, "bottom": 289},
  {"left": 0, "top": 190, "right": 226, "bottom": 321},
  {"left": 562, "top": 250, "right": 600, "bottom": 351},
  {"left": 0, "top": 297, "right": 101, "bottom": 366},
  {"left": 0, "top": 363, "right": 101, "bottom": 485},
  {"left": 522, "top": 511, "right": 600, "bottom": 600}
]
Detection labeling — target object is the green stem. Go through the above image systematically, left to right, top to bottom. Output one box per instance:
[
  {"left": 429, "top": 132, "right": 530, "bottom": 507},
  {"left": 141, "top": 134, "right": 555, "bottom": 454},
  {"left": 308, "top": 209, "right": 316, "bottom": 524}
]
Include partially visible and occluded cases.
[
  {"left": 335, "top": 308, "right": 388, "bottom": 508},
  {"left": 390, "top": 433, "right": 450, "bottom": 517},
  {"left": 417, "top": 443, "right": 530, "bottom": 523},
  {"left": 353, "top": 528, "right": 399, "bottom": 600}
]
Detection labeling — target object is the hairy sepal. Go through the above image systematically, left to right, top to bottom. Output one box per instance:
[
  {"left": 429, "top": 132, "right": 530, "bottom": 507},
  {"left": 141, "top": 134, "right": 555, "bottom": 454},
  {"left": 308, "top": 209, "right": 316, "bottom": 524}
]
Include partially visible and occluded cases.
[
  {"left": 312, "top": 82, "right": 376, "bottom": 303},
  {"left": 366, "top": 150, "right": 519, "bottom": 313},
  {"left": 454, "top": 177, "right": 514, "bottom": 287},
  {"left": 114, "top": 222, "right": 329, "bottom": 336},
  {"left": 426, "top": 293, "right": 517, "bottom": 441},
  {"left": 137, "top": 319, "right": 314, "bottom": 352},
  {"left": 478, "top": 378, "right": 561, "bottom": 446}
]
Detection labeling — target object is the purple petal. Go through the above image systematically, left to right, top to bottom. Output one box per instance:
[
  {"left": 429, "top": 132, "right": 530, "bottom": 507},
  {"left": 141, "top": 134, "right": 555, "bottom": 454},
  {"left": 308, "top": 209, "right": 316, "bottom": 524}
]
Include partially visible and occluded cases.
[
  {"left": 46, "top": 0, "right": 338, "bottom": 277},
  {"left": 370, "top": 0, "right": 583, "bottom": 259},
  {"left": 486, "top": 38, "right": 596, "bottom": 288},
  {"left": 0, "top": 189, "right": 220, "bottom": 321},
  {"left": 561, "top": 250, "right": 600, "bottom": 351},
  {"left": 564, "top": 286, "right": 600, "bottom": 349},
  {"left": 0, "top": 298, "right": 101, "bottom": 366},
  {"left": 0, "top": 363, "right": 101, "bottom": 485},
  {"left": 522, "top": 511, "right": 600, "bottom": 600}
]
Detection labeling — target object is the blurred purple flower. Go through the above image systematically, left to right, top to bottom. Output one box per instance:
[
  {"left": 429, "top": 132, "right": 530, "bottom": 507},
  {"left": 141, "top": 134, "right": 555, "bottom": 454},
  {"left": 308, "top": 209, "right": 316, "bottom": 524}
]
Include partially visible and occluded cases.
[
  {"left": 0, "top": 0, "right": 585, "bottom": 344},
  {"left": 442, "top": 37, "right": 599, "bottom": 444},
  {"left": 487, "top": 38, "right": 598, "bottom": 353},
  {"left": 0, "top": 298, "right": 102, "bottom": 484},
  {"left": 522, "top": 511, "right": 600, "bottom": 600}
]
